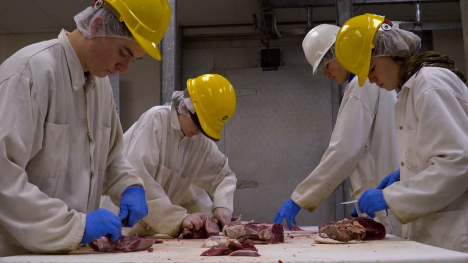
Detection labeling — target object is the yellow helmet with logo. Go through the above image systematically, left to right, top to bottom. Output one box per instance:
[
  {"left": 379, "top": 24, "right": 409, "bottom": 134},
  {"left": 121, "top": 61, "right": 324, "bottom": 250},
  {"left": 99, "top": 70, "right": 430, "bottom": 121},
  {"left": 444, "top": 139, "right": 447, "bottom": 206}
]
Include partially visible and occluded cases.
[
  {"left": 95, "top": 0, "right": 171, "bottom": 60},
  {"left": 335, "top": 13, "right": 385, "bottom": 86},
  {"left": 186, "top": 74, "right": 236, "bottom": 141}
]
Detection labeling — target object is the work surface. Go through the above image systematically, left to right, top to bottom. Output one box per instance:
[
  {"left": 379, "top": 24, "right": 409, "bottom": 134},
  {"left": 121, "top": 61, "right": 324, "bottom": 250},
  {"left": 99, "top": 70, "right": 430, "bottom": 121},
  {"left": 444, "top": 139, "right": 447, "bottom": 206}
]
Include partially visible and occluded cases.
[{"left": 2, "top": 227, "right": 468, "bottom": 263}]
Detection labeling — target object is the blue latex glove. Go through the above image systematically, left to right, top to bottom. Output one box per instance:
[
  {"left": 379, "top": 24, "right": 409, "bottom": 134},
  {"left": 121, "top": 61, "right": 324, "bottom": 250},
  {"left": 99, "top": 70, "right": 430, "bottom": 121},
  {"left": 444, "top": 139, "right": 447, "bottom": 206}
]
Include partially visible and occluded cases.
[
  {"left": 376, "top": 169, "right": 400, "bottom": 189},
  {"left": 118, "top": 186, "right": 148, "bottom": 227},
  {"left": 358, "top": 189, "right": 389, "bottom": 218},
  {"left": 274, "top": 199, "right": 301, "bottom": 230},
  {"left": 351, "top": 205, "right": 358, "bottom": 217},
  {"left": 82, "top": 208, "right": 122, "bottom": 243}
]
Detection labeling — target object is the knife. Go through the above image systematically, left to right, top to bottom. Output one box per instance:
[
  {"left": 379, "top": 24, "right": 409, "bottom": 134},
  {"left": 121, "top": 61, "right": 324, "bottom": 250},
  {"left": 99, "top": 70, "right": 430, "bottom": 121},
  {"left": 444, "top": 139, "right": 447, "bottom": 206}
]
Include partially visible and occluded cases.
[
  {"left": 340, "top": 200, "right": 364, "bottom": 217},
  {"left": 341, "top": 200, "right": 358, "bottom": 205}
]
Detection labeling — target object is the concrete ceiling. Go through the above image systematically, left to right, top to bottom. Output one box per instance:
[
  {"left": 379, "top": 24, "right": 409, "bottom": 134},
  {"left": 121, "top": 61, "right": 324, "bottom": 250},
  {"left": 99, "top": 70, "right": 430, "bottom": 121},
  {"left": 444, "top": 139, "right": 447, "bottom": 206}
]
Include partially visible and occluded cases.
[{"left": 0, "top": 0, "right": 461, "bottom": 34}]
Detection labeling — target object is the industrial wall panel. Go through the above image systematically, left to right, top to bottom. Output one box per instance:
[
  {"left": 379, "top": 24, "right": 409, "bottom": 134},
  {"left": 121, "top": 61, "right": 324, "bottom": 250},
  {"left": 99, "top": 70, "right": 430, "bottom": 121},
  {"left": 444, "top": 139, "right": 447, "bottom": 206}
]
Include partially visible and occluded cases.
[
  {"left": 433, "top": 29, "right": 465, "bottom": 76},
  {"left": 282, "top": 45, "right": 310, "bottom": 66},
  {"left": 215, "top": 47, "right": 259, "bottom": 70},
  {"left": 182, "top": 48, "right": 215, "bottom": 84},
  {"left": 223, "top": 66, "right": 336, "bottom": 225},
  {"left": 120, "top": 70, "right": 160, "bottom": 132}
]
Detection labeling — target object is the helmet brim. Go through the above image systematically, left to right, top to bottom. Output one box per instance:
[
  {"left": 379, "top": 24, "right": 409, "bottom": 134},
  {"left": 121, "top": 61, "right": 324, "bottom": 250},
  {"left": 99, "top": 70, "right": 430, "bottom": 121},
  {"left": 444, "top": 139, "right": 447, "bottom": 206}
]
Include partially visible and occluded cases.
[
  {"left": 131, "top": 30, "right": 162, "bottom": 61},
  {"left": 189, "top": 111, "right": 220, "bottom": 142}
]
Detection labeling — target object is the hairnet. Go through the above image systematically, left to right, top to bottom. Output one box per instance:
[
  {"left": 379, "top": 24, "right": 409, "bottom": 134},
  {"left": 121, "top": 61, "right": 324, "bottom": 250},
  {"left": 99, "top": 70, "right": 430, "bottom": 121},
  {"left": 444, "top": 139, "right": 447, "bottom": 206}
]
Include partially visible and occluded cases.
[
  {"left": 74, "top": 7, "right": 135, "bottom": 41},
  {"left": 372, "top": 28, "right": 421, "bottom": 59},
  {"left": 317, "top": 44, "right": 336, "bottom": 71},
  {"left": 166, "top": 91, "right": 194, "bottom": 117}
]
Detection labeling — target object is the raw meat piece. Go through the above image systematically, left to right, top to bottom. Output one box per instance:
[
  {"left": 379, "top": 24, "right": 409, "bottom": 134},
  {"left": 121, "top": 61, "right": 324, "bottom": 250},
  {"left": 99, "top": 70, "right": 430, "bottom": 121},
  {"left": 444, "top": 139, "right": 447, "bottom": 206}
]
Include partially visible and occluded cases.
[
  {"left": 231, "top": 215, "right": 242, "bottom": 222},
  {"left": 182, "top": 217, "right": 220, "bottom": 239},
  {"left": 351, "top": 217, "right": 386, "bottom": 240},
  {"left": 318, "top": 218, "right": 366, "bottom": 242},
  {"left": 318, "top": 222, "right": 335, "bottom": 233},
  {"left": 223, "top": 223, "right": 284, "bottom": 244},
  {"left": 88, "top": 234, "right": 158, "bottom": 252},
  {"left": 202, "top": 236, "right": 232, "bottom": 248},
  {"left": 89, "top": 237, "right": 116, "bottom": 252},
  {"left": 200, "top": 238, "right": 259, "bottom": 257},
  {"left": 241, "top": 239, "right": 258, "bottom": 251},
  {"left": 201, "top": 246, "right": 231, "bottom": 256},
  {"left": 228, "top": 250, "right": 261, "bottom": 257}
]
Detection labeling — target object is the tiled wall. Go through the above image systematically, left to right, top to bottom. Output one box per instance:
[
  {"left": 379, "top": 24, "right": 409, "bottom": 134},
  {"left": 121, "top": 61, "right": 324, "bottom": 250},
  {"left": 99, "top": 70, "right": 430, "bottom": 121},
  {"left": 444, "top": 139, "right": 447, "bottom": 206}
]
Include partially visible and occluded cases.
[{"left": 0, "top": 32, "right": 161, "bottom": 132}]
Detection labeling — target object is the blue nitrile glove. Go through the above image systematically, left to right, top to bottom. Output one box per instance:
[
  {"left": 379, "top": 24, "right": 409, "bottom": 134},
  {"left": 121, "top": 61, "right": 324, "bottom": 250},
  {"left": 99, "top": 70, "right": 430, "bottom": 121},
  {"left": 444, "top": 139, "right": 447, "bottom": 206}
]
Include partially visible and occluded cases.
[
  {"left": 376, "top": 169, "right": 400, "bottom": 190},
  {"left": 118, "top": 186, "right": 148, "bottom": 227},
  {"left": 358, "top": 189, "right": 389, "bottom": 218},
  {"left": 274, "top": 199, "right": 301, "bottom": 230},
  {"left": 351, "top": 205, "right": 358, "bottom": 217},
  {"left": 82, "top": 208, "right": 122, "bottom": 243}
]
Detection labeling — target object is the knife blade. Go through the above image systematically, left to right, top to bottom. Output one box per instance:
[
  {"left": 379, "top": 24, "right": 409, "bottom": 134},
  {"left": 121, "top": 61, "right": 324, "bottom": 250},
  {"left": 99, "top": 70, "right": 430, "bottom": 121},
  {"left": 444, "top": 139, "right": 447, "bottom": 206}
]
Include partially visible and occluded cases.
[{"left": 341, "top": 200, "right": 358, "bottom": 205}]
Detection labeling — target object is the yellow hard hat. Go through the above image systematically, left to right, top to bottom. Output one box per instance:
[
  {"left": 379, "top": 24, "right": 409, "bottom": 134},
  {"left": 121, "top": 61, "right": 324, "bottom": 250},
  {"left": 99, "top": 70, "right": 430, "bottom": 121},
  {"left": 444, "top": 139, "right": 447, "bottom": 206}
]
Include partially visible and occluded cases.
[
  {"left": 97, "top": 0, "right": 171, "bottom": 60},
  {"left": 335, "top": 13, "right": 385, "bottom": 86},
  {"left": 186, "top": 74, "right": 236, "bottom": 141}
]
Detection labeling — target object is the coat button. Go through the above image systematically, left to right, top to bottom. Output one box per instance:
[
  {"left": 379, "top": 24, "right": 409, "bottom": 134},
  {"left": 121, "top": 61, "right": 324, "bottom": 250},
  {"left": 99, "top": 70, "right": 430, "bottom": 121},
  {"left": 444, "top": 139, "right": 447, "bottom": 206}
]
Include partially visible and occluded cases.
[
  {"left": 399, "top": 125, "right": 403, "bottom": 130},
  {"left": 401, "top": 162, "right": 404, "bottom": 167},
  {"left": 175, "top": 169, "right": 179, "bottom": 173}
]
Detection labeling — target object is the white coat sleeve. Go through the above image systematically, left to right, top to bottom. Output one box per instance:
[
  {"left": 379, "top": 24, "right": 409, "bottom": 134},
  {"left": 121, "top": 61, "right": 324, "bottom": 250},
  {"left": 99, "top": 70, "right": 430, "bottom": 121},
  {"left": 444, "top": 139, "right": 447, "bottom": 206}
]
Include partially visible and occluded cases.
[
  {"left": 0, "top": 74, "right": 84, "bottom": 253},
  {"left": 384, "top": 88, "right": 468, "bottom": 223},
  {"left": 291, "top": 95, "right": 374, "bottom": 212},
  {"left": 102, "top": 96, "right": 144, "bottom": 204},
  {"left": 123, "top": 121, "right": 188, "bottom": 237},
  {"left": 192, "top": 141, "right": 237, "bottom": 213}
]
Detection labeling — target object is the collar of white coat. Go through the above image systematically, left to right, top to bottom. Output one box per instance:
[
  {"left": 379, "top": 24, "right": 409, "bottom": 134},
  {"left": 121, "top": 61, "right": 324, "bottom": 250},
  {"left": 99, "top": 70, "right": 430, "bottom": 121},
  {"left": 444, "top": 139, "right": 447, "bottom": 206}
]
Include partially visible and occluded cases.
[
  {"left": 58, "top": 29, "right": 96, "bottom": 91},
  {"left": 399, "top": 70, "right": 419, "bottom": 93},
  {"left": 170, "top": 104, "right": 183, "bottom": 132}
]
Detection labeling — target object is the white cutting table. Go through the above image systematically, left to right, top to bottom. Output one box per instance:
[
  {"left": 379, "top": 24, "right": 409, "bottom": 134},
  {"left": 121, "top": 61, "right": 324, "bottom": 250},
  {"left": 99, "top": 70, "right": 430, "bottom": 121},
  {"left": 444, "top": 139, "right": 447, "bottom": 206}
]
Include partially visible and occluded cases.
[{"left": 1, "top": 227, "right": 468, "bottom": 263}]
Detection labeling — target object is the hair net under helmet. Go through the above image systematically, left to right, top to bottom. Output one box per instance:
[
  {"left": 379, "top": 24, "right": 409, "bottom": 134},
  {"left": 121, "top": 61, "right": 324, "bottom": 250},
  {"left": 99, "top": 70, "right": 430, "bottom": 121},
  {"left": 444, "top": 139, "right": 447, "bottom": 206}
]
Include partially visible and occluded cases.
[
  {"left": 74, "top": 6, "right": 135, "bottom": 41},
  {"left": 372, "top": 27, "right": 421, "bottom": 59},
  {"left": 317, "top": 44, "right": 337, "bottom": 71},
  {"left": 166, "top": 91, "right": 195, "bottom": 117}
]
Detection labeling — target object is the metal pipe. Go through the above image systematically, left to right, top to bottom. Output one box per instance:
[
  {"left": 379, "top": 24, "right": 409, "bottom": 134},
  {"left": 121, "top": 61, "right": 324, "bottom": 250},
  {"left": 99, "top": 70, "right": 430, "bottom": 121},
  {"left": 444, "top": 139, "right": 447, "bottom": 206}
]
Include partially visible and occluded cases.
[
  {"left": 160, "top": 0, "right": 179, "bottom": 105},
  {"left": 336, "top": 0, "right": 353, "bottom": 27},
  {"left": 413, "top": 2, "right": 422, "bottom": 31},
  {"left": 306, "top": 6, "right": 314, "bottom": 32},
  {"left": 263, "top": 11, "right": 283, "bottom": 38}
]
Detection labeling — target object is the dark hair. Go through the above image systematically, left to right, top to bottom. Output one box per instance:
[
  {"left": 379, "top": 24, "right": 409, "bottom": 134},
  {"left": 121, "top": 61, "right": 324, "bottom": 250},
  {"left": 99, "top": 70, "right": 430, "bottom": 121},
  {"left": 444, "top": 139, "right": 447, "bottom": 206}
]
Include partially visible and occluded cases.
[
  {"left": 400, "top": 51, "right": 466, "bottom": 86},
  {"left": 188, "top": 111, "right": 219, "bottom": 142}
]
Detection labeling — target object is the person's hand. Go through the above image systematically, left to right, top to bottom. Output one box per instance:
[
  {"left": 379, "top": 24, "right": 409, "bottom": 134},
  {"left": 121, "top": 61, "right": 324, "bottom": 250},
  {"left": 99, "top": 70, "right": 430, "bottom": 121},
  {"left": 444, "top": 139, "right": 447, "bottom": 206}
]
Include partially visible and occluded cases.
[
  {"left": 376, "top": 169, "right": 400, "bottom": 189},
  {"left": 118, "top": 186, "right": 148, "bottom": 227},
  {"left": 358, "top": 189, "right": 389, "bottom": 218},
  {"left": 273, "top": 199, "right": 301, "bottom": 230},
  {"left": 212, "top": 207, "right": 232, "bottom": 227},
  {"left": 82, "top": 208, "right": 122, "bottom": 243},
  {"left": 183, "top": 213, "right": 207, "bottom": 230}
]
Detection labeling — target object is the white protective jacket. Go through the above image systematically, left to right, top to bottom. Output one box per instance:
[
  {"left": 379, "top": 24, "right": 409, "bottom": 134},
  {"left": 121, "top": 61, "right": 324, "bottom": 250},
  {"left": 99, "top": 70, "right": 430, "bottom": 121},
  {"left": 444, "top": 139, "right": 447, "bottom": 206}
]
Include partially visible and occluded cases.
[
  {"left": 0, "top": 30, "right": 143, "bottom": 256},
  {"left": 384, "top": 67, "right": 468, "bottom": 253},
  {"left": 292, "top": 77, "right": 400, "bottom": 233},
  {"left": 102, "top": 105, "right": 237, "bottom": 237}
]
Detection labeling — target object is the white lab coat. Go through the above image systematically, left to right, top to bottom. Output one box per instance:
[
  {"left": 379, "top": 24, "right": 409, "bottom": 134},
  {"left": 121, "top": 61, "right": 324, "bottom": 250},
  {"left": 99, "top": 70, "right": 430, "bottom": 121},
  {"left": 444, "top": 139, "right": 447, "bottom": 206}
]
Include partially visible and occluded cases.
[
  {"left": 0, "top": 30, "right": 143, "bottom": 256},
  {"left": 384, "top": 67, "right": 468, "bottom": 253},
  {"left": 291, "top": 77, "right": 400, "bottom": 234},
  {"left": 101, "top": 105, "right": 237, "bottom": 237}
]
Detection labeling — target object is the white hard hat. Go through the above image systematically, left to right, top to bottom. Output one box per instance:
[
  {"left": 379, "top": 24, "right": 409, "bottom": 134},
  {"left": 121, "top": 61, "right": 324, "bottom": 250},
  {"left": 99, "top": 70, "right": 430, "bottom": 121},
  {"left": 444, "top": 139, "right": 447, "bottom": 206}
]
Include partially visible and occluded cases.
[{"left": 302, "top": 24, "right": 340, "bottom": 75}]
